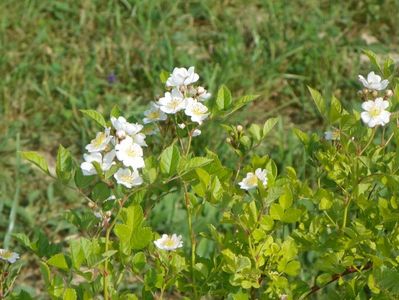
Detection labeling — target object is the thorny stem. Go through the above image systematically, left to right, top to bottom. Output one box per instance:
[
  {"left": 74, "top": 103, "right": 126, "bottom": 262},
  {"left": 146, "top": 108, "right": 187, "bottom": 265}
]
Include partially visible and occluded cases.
[
  {"left": 103, "top": 198, "right": 126, "bottom": 300},
  {"left": 300, "top": 262, "right": 373, "bottom": 299}
]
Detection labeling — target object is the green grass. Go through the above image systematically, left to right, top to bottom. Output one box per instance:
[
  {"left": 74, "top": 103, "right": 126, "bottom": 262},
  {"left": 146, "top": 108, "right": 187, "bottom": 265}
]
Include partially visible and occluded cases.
[{"left": 0, "top": 0, "right": 398, "bottom": 295}]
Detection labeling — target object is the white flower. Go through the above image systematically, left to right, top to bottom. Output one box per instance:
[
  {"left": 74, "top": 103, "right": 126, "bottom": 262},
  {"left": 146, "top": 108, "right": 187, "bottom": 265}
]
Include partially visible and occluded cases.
[
  {"left": 166, "top": 67, "right": 199, "bottom": 87},
  {"left": 358, "top": 71, "right": 389, "bottom": 91},
  {"left": 197, "top": 86, "right": 212, "bottom": 101},
  {"left": 158, "top": 88, "right": 186, "bottom": 114},
  {"left": 360, "top": 97, "right": 391, "bottom": 128},
  {"left": 184, "top": 98, "right": 209, "bottom": 124},
  {"left": 143, "top": 103, "right": 167, "bottom": 124},
  {"left": 111, "top": 116, "right": 147, "bottom": 146},
  {"left": 85, "top": 129, "right": 113, "bottom": 153},
  {"left": 192, "top": 129, "right": 201, "bottom": 137},
  {"left": 324, "top": 130, "right": 340, "bottom": 141},
  {"left": 115, "top": 136, "right": 145, "bottom": 169},
  {"left": 80, "top": 151, "right": 116, "bottom": 176},
  {"left": 114, "top": 168, "right": 143, "bottom": 188},
  {"left": 238, "top": 168, "right": 268, "bottom": 190},
  {"left": 154, "top": 234, "right": 183, "bottom": 251},
  {"left": 0, "top": 249, "right": 20, "bottom": 264}
]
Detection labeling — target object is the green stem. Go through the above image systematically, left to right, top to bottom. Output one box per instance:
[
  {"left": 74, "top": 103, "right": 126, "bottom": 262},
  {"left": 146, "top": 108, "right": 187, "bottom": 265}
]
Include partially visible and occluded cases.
[
  {"left": 359, "top": 128, "right": 376, "bottom": 155},
  {"left": 4, "top": 132, "right": 20, "bottom": 248},
  {"left": 183, "top": 184, "right": 198, "bottom": 298},
  {"left": 342, "top": 197, "right": 352, "bottom": 230},
  {"left": 103, "top": 199, "right": 125, "bottom": 300}
]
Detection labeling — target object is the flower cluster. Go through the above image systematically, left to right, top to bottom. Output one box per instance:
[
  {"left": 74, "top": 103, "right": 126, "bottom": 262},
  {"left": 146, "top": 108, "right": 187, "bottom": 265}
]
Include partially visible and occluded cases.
[
  {"left": 142, "top": 67, "right": 211, "bottom": 136},
  {"left": 358, "top": 71, "right": 392, "bottom": 128},
  {"left": 80, "top": 116, "right": 146, "bottom": 189},
  {"left": 0, "top": 248, "right": 19, "bottom": 264}
]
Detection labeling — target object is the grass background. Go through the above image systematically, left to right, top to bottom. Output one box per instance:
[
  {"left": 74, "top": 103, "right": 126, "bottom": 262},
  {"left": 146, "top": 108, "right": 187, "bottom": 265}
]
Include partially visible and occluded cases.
[{"left": 1, "top": 0, "right": 398, "bottom": 296}]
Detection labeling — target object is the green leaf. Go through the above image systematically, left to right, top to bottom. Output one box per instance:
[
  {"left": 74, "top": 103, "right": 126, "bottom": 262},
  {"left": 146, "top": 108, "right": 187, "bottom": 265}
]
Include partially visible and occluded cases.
[
  {"left": 363, "top": 49, "right": 381, "bottom": 73},
  {"left": 159, "top": 70, "right": 170, "bottom": 84},
  {"left": 216, "top": 85, "right": 232, "bottom": 110},
  {"left": 308, "top": 86, "right": 326, "bottom": 116},
  {"left": 227, "top": 95, "right": 259, "bottom": 116},
  {"left": 329, "top": 95, "right": 342, "bottom": 123},
  {"left": 110, "top": 105, "right": 121, "bottom": 118},
  {"left": 80, "top": 109, "right": 107, "bottom": 128},
  {"left": 262, "top": 118, "right": 278, "bottom": 138},
  {"left": 248, "top": 124, "right": 262, "bottom": 142},
  {"left": 293, "top": 128, "right": 309, "bottom": 144},
  {"left": 160, "top": 144, "right": 180, "bottom": 175},
  {"left": 56, "top": 145, "right": 74, "bottom": 182},
  {"left": 21, "top": 151, "right": 49, "bottom": 175},
  {"left": 180, "top": 157, "right": 213, "bottom": 174},
  {"left": 74, "top": 168, "right": 95, "bottom": 188},
  {"left": 91, "top": 182, "right": 111, "bottom": 202},
  {"left": 279, "top": 188, "right": 293, "bottom": 210},
  {"left": 270, "top": 203, "right": 284, "bottom": 220},
  {"left": 282, "top": 208, "right": 302, "bottom": 223},
  {"left": 131, "top": 227, "right": 152, "bottom": 250},
  {"left": 132, "top": 252, "right": 147, "bottom": 273},
  {"left": 47, "top": 253, "right": 69, "bottom": 270},
  {"left": 284, "top": 260, "right": 300, "bottom": 276},
  {"left": 39, "top": 261, "right": 51, "bottom": 286},
  {"left": 63, "top": 288, "right": 77, "bottom": 300}
]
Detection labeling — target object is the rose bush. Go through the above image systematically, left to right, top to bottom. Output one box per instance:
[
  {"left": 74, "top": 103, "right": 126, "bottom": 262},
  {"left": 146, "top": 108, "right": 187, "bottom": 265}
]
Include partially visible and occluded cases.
[{"left": 5, "top": 52, "right": 399, "bottom": 299}]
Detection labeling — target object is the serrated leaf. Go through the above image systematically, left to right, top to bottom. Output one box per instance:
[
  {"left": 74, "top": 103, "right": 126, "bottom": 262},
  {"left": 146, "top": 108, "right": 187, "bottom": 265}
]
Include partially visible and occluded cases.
[
  {"left": 363, "top": 49, "right": 381, "bottom": 73},
  {"left": 216, "top": 85, "right": 232, "bottom": 110},
  {"left": 308, "top": 86, "right": 326, "bottom": 116},
  {"left": 226, "top": 95, "right": 259, "bottom": 117},
  {"left": 110, "top": 105, "right": 121, "bottom": 118},
  {"left": 80, "top": 109, "right": 107, "bottom": 128},
  {"left": 262, "top": 117, "right": 278, "bottom": 138},
  {"left": 248, "top": 124, "right": 262, "bottom": 142},
  {"left": 293, "top": 128, "right": 309, "bottom": 144},
  {"left": 160, "top": 144, "right": 180, "bottom": 175},
  {"left": 56, "top": 145, "right": 74, "bottom": 182},
  {"left": 21, "top": 151, "right": 49, "bottom": 174},
  {"left": 181, "top": 157, "right": 213, "bottom": 174},
  {"left": 270, "top": 203, "right": 284, "bottom": 220},
  {"left": 47, "top": 253, "right": 69, "bottom": 270},
  {"left": 63, "top": 288, "right": 77, "bottom": 300}
]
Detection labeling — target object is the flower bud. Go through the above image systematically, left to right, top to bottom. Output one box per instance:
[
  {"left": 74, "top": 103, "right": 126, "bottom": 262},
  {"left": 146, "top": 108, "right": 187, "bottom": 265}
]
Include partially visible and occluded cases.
[
  {"left": 197, "top": 86, "right": 205, "bottom": 94},
  {"left": 363, "top": 88, "right": 369, "bottom": 94},
  {"left": 386, "top": 89, "right": 393, "bottom": 98},
  {"left": 371, "top": 90, "right": 378, "bottom": 98},
  {"left": 236, "top": 125, "right": 243, "bottom": 132},
  {"left": 116, "top": 130, "right": 126, "bottom": 139},
  {"left": 226, "top": 137, "right": 232, "bottom": 143},
  {"left": 88, "top": 202, "right": 96, "bottom": 209},
  {"left": 105, "top": 211, "right": 112, "bottom": 218}
]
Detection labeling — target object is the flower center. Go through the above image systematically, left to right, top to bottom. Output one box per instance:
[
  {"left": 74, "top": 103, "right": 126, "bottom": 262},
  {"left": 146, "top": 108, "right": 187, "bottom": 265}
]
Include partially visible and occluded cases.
[
  {"left": 169, "top": 99, "right": 181, "bottom": 109},
  {"left": 369, "top": 107, "right": 381, "bottom": 117},
  {"left": 148, "top": 111, "right": 160, "bottom": 119},
  {"left": 93, "top": 133, "right": 106, "bottom": 147},
  {"left": 126, "top": 147, "right": 138, "bottom": 157},
  {"left": 120, "top": 174, "right": 132, "bottom": 182},
  {"left": 247, "top": 175, "right": 258, "bottom": 186},
  {"left": 163, "top": 238, "right": 175, "bottom": 247},
  {"left": 0, "top": 250, "right": 13, "bottom": 259}
]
